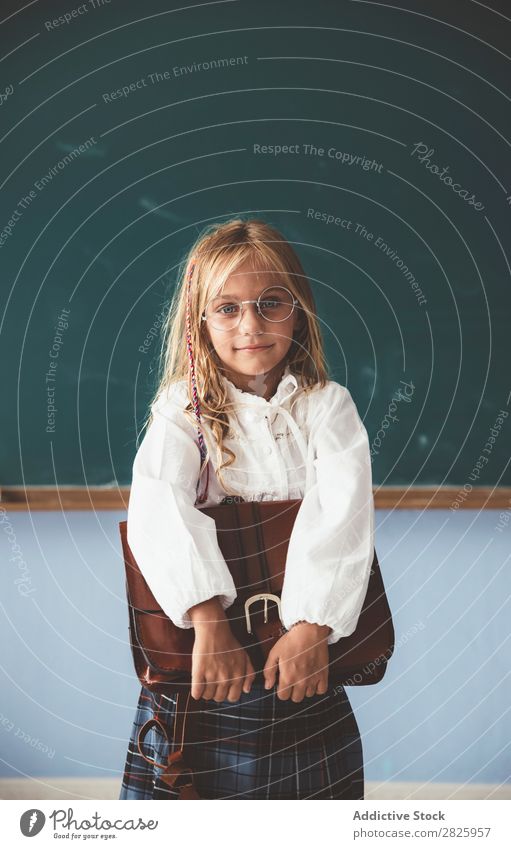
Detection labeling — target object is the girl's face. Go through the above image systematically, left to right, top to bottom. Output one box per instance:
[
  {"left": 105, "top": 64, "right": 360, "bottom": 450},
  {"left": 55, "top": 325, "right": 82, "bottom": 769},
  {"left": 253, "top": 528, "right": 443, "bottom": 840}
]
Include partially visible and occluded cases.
[{"left": 203, "top": 259, "right": 299, "bottom": 396}]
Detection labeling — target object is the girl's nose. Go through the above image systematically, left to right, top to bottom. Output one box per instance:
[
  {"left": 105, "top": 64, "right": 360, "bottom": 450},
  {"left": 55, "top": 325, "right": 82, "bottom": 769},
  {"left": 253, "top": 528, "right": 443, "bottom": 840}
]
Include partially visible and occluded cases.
[{"left": 238, "top": 302, "right": 266, "bottom": 332}]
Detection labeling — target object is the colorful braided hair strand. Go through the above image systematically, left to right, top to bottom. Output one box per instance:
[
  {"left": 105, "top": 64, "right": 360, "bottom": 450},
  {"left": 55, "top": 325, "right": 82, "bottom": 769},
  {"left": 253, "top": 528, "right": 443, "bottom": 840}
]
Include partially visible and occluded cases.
[{"left": 185, "top": 257, "right": 210, "bottom": 504}]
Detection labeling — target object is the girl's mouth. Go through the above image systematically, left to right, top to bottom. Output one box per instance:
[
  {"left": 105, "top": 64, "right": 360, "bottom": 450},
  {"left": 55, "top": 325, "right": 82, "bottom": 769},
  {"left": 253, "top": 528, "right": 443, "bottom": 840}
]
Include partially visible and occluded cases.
[{"left": 235, "top": 344, "right": 274, "bottom": 351}]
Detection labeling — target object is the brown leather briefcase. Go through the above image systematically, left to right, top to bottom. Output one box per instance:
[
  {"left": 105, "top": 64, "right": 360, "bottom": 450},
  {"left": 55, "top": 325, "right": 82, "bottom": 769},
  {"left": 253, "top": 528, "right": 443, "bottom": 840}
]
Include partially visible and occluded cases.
[{"left": 120, "top": 497, "right": 394, "bottom": 697}]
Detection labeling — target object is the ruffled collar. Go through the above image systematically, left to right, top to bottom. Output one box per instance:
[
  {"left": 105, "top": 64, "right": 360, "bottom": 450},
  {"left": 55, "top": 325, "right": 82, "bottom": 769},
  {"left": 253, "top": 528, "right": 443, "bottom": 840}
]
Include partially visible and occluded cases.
[{"left": 220, "top": 363, "right": 300, "bottom": 408}]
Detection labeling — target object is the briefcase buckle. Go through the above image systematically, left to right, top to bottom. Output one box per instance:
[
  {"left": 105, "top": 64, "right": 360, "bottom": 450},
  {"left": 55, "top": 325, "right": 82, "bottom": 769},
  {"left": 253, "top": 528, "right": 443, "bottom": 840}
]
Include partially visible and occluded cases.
[{"left": 244, "top": 593, "right": 282, "bottom": 634}]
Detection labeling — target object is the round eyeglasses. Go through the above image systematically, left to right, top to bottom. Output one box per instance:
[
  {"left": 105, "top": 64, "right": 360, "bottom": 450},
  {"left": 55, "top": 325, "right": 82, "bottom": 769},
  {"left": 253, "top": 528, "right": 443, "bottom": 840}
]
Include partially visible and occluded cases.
[{"left": 201, "top": 286, "right": 298, "bottom": 332}]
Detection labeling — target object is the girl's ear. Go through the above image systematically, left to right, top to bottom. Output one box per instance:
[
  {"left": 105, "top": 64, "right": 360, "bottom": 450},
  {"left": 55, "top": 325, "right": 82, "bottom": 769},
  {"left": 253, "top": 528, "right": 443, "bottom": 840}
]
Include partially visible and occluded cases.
[{"left": 200, "top": 313, "right": 210, "bottom": 343}]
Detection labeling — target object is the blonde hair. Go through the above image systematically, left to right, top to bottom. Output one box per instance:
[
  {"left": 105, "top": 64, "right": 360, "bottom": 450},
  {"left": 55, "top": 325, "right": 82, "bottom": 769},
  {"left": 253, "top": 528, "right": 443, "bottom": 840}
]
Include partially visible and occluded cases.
[{"left": 143, "top": 218, "right": 329, "bottom": 495}]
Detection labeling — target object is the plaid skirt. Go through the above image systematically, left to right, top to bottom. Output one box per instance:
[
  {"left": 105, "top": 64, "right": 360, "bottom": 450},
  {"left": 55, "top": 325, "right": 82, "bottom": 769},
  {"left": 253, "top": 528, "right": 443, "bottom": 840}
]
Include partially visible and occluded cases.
[{"left": 119, "top": 674, "right": 364, "bottom": 800}]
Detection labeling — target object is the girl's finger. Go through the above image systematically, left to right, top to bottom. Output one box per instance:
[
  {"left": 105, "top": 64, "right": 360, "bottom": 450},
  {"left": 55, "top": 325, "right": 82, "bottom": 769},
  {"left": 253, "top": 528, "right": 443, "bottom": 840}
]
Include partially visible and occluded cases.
[
  {"left": 263, "top": 650, "right": 279, "bottom": 690},
  {"left": 242, "top": 660, "right": 256, "bottom": 694},
  {"left": 191, "top": 669, "right": 206, "bottom": 700},
  {"left": 316, "top": 676, "right": 328, "bottom": 695},
  {"left": 276, "top": 677, "right": 293, "bottom": 701},
  {"left": 201, "top": 678, "right": 218, "bottom": 701},
  {"left": 213, "top": 683, "right": 230, "bottom": 703},
  {"left": 226, "top": 683, "right": 243, "bottom": 702},
  {"left": 291, "top": 684, "right": 307, "bottom": 703}
]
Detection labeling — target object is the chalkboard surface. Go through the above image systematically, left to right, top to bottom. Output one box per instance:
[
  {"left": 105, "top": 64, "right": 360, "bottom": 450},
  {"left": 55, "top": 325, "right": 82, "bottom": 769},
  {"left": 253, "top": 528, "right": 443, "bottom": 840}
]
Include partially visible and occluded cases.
[{"left": 1, "top": 0, "right": 509, "bottom": 487}]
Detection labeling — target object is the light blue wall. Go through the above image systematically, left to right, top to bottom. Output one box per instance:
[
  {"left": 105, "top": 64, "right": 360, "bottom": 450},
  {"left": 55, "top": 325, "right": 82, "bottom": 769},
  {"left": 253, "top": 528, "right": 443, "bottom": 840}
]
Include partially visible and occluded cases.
[{"left": 0, "top": 507, "right": 509, "bottom": 785}]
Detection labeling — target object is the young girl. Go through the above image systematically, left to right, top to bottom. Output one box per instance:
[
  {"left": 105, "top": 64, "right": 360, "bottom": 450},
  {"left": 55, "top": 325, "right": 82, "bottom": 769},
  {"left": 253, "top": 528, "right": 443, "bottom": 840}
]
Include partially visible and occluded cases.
[{"left": 119, "top": 218, "right": 374, "bottom": 800}]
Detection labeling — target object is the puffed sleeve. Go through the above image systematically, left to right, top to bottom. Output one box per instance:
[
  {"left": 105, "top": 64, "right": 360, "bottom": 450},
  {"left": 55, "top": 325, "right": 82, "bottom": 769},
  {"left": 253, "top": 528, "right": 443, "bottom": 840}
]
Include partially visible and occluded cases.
[
  {"left": 280, "top": 382, "right": 374, "bottom": 645},
  {"left": 126, "top": 388, "right": 237, "bottom": 628}
]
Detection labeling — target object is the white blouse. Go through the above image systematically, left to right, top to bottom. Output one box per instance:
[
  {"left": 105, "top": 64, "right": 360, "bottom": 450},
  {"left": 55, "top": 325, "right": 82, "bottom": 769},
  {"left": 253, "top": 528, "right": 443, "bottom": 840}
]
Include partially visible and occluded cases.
[{"left": 126, "top": 364, "right": 375, "bottom": 646}]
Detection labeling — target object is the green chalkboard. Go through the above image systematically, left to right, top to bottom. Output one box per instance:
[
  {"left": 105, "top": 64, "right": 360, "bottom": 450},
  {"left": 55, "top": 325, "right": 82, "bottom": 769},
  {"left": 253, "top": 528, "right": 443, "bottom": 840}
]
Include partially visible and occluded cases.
[{"left": 1, "top": 0, "right": 510, "bottom": 487}]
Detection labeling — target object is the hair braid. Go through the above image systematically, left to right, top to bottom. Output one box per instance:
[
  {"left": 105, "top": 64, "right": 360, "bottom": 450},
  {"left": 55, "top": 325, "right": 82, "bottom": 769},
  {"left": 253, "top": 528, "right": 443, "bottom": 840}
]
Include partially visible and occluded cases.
[{"left": 185, "top": 258, "right": 210, "bottom": 503}]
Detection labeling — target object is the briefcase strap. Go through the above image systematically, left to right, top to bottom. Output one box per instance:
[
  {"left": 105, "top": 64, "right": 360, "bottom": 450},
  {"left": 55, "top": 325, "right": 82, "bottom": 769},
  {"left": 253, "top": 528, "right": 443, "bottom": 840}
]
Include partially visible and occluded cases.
[{"left": 136, "top": 689, "right": 200, "bottom": 799}]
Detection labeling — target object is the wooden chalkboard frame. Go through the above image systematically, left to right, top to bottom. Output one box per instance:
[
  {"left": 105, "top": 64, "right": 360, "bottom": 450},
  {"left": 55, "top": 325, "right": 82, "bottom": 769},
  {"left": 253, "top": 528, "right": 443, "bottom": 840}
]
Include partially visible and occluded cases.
[{"left": 1, "top": 486, "right": 509, "bottom": 510}]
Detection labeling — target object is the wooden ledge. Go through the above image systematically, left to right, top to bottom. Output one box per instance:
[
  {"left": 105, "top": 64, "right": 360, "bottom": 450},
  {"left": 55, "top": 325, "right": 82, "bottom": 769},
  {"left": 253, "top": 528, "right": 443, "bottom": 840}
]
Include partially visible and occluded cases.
[
  {"left": 0, "top": 486, "right": 510, "bottom": 511},
  {"left": 0, "top": 487, "right": 131, "bottom": 511}
]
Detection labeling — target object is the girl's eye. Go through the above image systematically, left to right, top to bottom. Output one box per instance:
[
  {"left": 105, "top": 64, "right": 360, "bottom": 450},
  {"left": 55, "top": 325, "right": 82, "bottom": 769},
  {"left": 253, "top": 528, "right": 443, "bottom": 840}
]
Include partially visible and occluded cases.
[
  {"left": 260, "top": 299, "right": 279, "bottom": 309},
  {"left": 217, "top": 303, "right": 240, "bottom": 315}
]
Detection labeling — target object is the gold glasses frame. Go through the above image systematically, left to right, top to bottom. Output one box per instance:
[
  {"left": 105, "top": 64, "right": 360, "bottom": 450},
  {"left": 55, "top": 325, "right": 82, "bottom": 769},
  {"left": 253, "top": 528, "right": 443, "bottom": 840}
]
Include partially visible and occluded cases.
[{"left": 201, "top": 286, "right": 299, "bottom": 331}]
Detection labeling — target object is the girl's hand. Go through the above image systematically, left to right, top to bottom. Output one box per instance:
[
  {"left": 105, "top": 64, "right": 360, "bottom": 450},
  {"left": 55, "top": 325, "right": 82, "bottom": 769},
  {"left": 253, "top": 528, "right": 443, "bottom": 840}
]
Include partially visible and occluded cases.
[
  {"left": 188, "top": 597, "right": 256, "bottom": 702},
  {"left": 263, "top": 622, "right": 331, "bottom": 702}
]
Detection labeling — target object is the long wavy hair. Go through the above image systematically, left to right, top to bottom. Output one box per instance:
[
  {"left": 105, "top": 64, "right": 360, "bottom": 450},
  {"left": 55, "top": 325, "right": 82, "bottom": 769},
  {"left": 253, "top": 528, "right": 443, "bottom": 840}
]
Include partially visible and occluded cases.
[{"left": 142, "top": 218, "right": 329, "bottom": 495}]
